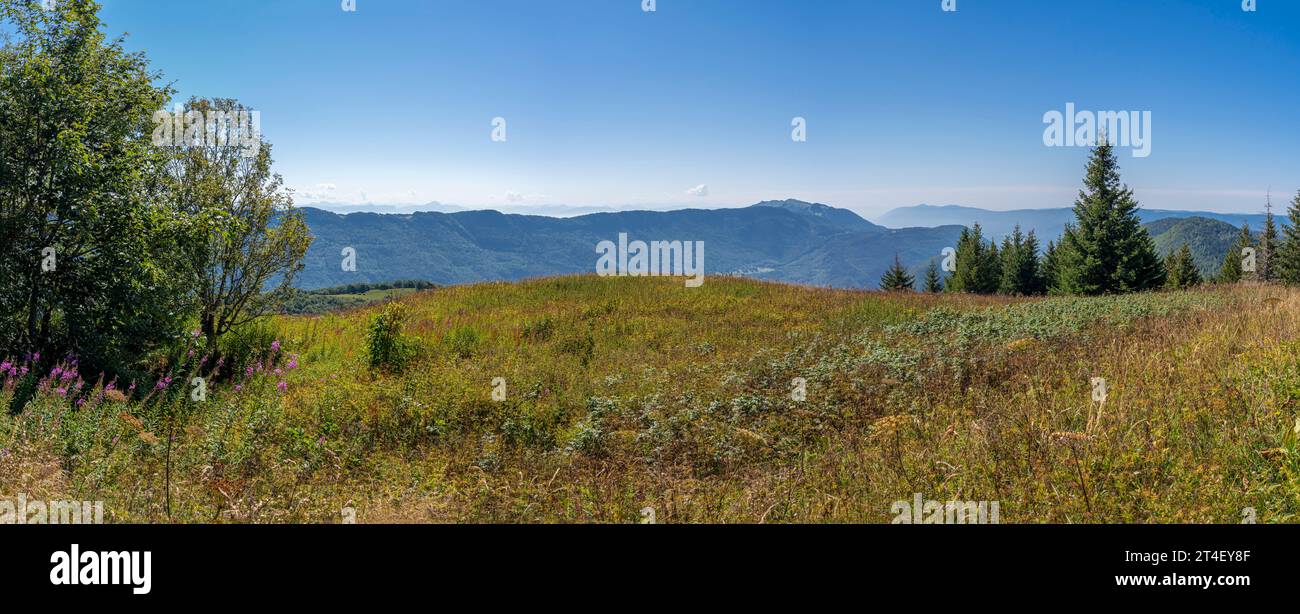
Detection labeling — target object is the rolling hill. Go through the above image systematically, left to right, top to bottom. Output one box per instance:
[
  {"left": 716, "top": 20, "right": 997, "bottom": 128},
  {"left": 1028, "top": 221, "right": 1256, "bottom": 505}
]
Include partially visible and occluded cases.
[
  {"left": 292, "top": 200, "right": 1259, "bottom": 290},
  {"left": 294, "top": 200, "right": 962, "bottom": 290},
  {"left": 877, "top": 204, "right": 1270, "bottom": 245},
  {"left": 1145, "top": 216, "right": 1243, "bottom": 275}
]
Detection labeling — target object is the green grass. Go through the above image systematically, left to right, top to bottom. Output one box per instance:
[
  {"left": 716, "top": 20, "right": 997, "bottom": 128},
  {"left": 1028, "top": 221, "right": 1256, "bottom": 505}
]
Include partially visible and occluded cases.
[{"left": 4, "top": 275, "right": 1298, "bottom": 523}]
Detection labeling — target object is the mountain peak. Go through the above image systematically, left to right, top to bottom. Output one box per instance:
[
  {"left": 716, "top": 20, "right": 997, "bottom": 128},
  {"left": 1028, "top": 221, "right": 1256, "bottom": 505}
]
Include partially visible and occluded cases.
[
  {"left": 748, "top": 199, "right": 881, "bottom": 233},
  {"left": 751, "top": 199, "right": 827, "bottom": 212}
]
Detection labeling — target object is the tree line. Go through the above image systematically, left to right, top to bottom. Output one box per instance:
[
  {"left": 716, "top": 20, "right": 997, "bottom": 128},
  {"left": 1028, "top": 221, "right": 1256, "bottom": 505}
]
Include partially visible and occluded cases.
[
  {"left": 0, "top": 1, "right": 311, "bottom": 382},
  {"left": 881, "top": 139, "right": 1300, "bottom": 294}
]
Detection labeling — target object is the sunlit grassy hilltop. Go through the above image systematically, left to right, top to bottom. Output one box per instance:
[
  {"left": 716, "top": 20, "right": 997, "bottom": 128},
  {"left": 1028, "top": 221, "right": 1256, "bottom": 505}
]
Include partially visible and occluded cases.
[{"left": 5, "top": 276, "right": 1299, "bottom": 523}]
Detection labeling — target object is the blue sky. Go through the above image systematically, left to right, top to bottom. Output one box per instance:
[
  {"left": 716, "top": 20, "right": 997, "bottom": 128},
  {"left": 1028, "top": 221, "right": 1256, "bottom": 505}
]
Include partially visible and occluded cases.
[{"left": 98, "top": 0, "right": 1300, "bottom": 218}]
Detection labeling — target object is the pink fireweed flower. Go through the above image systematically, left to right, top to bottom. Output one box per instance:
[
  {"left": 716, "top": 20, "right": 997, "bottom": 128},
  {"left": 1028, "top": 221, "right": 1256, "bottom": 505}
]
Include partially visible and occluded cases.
[
  {"left": 270, "top": 341, "right": 281, "bottom": 353},
  {"left": 286, "top": 355, "right": 298, "bottom": 370},
  {"left": 246, "top": 366, "right": 255, "bottom": 376},
  {"left": 274, "top": 368, "right": 282, "bottom": 376},
  {"left": 276, "top": 381, "right": 287, "bottom": 393},
  {"left": 234, "top": 385, "right": 243, "bottom": 393},
  {"left": 55, "top": 387, "right": 67, "bottom": 397}
]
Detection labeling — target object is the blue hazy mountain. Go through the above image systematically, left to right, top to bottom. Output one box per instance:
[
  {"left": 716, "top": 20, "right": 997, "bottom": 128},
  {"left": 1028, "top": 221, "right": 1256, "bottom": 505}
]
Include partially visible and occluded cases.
[
  {"left": 294, "top": 200, "right": 1252, "bottom": 290},
  {"left": 876, "top": 204, "right": 1270, "bottom": 243}
]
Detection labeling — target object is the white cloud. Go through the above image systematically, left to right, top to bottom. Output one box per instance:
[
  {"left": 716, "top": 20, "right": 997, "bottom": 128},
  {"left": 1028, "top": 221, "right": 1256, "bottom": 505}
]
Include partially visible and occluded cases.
[{"left": 686, "top": 184, "right": 709, "bottom": 197}]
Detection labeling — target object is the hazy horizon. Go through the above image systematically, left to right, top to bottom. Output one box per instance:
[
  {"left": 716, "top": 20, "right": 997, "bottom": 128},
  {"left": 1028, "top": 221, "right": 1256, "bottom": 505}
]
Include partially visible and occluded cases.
[{"left": 296, "top": 198, "right": 1285, "bottom": 223}]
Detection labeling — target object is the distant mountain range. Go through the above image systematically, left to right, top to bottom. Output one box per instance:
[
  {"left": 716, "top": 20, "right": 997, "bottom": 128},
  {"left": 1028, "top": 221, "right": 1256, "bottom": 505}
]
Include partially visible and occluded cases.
[
  {"left": 292, "top": 200, "right": 1264, "bottom": 290},
  {"left": 305, "top": 201, "right": 661, "bottom": 217},
  {"left": 876, "top": 204, "right": 1269, "bottom": 244}
]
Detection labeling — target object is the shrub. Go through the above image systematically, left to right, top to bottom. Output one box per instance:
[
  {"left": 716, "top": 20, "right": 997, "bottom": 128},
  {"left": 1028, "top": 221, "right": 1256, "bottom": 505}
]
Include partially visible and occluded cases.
[
  {"left": 366, "top": 302, "right": 417, "bottom": 372},
  {"left": 521, "top": 316, "right": 555, "bottom": 342},
  {"left": 218, "top": 320, "right": 281, "bottom": 377},
  {"left": 445, "top": 325, "right": 483, "bottom": 359},
  {"left": 557, "top": 330, "right": 595, "bottom": 366}
]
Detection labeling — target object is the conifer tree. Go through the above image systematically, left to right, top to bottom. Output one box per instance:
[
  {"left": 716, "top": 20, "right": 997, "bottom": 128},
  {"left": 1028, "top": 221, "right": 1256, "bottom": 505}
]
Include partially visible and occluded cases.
[
  {"left": 1055, "top": 141, "right": 1165, "bottom": 295},
  {"left": 1275, "top": 191, "right": 1300, "bottom": 284},
  {"left": 1258, "top": 192, "right": 1278, "bottom": 281},
  {"left": 947, "top": 223, "right": 1000, "bottom": 294},
  {"left": 1216, "top": 223, "right": 1253, "bottom": 283},
  {"left": 998, "top": 225, "right": 1043, "bottom": 296},
  {"left": 1023, "top": 230, "right": 1045, "bottom": 294},
  {"left": 999, "top": 231, "right": 1020, "bottom": 295},
  {"left": 1042, "top": 240, "right": 1060, "bottom": 294},
  {"left": 1164, "top": 244, "right": 1202, "bottom": 290},
  {"left": 879, "top": 254, "right": 915, "bottom": 291},
  {"left": 923, "top": 260, "right": 944, "bottom": 293}
]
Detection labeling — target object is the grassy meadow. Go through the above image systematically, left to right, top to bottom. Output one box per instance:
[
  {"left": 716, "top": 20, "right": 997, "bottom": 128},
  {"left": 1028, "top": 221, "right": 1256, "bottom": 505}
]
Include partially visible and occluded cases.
[{"left": 4, "top": 275, "right": 1299, "bottom": 523}]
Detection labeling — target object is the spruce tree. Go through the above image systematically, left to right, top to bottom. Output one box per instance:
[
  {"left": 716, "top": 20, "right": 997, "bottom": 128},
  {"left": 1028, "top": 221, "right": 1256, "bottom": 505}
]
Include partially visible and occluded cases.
[
  {"left": 1055, "top": 141, "right": 1165, "bottom": 295},
  {"left": 1276, "top": 191, "right": 1300, "bottom": 284},
  {"left": 1258, "top": 193, "right": 1278, "bottom": 281},
  {"left": 947, "top": 223, "right": 1000, "bottom": 294},
  {"left": 1216, "top": 223, "right": 1252, "bottom": 283},
  {"left": 997, "top": 225, "right": 1044, "bottom": 296},
  {"left": 947, "top": 226, "right": 979, "bottom": 293},
  {"left": 1022, "top": 230, "right": 1045, "bottom": 294},
  {"left": 999, "top": 231, "right": 1020, "bottom": 295},
  {"left": 1042, "top": 240, "right": 1060, "bottom": 294},
  {"left": 984, "top": 241, "right": 1002, "bottom": 293},
  {"left": 1164, "top": 244, "right": 1202, "bottom": 290},
  {"left": 879, "top": 254, "right": 915, "bottom": 291},
  {"left": 923, "top": 260, "right": 944, "bottom": 293}
]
